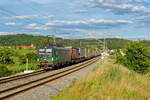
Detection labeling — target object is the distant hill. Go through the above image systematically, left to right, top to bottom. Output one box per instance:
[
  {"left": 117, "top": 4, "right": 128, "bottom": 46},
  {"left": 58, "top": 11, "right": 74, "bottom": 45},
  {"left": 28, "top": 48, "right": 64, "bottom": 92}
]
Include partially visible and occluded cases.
[
  {"left": 0, "top": 34, "right": 131, "bottom": 49},
  {"left": 0, "top": 34, "right": 45, "bottom": 47}
]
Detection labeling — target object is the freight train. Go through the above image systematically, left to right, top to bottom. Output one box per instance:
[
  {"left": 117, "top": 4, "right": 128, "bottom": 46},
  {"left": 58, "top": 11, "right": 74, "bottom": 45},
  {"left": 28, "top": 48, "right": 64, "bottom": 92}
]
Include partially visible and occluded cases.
[{"left": 37, "top": 46, "right": 101, "bottom": 69}]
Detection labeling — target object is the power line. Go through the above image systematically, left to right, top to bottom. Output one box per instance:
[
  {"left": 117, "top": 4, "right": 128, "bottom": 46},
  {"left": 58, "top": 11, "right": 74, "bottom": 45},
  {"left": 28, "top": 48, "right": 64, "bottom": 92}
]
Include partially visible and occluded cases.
[
  {"left": 18, "top": 0, "right": 67, "bottom": 37},
  {"left": 18, "top": 0, "right": 54, "bottom": 27},
  {"left": 19, "top": 0, "right": 49, "bottom": 18},
  {"left": 0, "top": 6, "right": 52, "bottom": 35},
  {"left": 0, "top": 7, "right": 44, "bottom": 26},
  {"left": 0, "top": 11, "right": 27, "bottom": 31},
  {"left": 0, "top": 12, "right": 38, "bottom": 33},
  {"left": 86, "top": 32, "right": 104, "bottom": 50}
]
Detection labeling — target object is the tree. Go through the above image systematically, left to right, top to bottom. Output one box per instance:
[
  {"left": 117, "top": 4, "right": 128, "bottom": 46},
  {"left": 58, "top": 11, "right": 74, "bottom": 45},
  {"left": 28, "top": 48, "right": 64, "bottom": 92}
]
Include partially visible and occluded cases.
[
  {"left": 40, "top": 40, "right": 49, "bottom": 46},
  {"left": 124, "top": 41, "right": 150, "bottom": 73},
  {"left": 0, "top": 48, "right": 14, "bottom": 64},
  {"left": 21, "top": 52, "right": 37, "bottom": 64}
]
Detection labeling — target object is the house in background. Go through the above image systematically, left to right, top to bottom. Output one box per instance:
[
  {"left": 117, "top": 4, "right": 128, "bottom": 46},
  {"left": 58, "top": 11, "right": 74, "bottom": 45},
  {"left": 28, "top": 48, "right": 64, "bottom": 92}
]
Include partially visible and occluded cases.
[{"left": 16, "top": 43, "right": 36, "bottom": 50}]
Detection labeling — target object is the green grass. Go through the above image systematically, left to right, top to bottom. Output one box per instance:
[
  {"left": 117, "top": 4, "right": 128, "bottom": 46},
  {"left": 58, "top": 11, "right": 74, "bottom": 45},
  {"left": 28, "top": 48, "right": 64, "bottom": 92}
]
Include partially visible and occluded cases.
[
  {"left": 50, "top": 57, "right": 150, "bottom": 100},
  {"left": 92, "top": 59, "right": 104, "bottom": 71},
  {"left": 7, "top": 63, "right": 38, "bottom": 74}
]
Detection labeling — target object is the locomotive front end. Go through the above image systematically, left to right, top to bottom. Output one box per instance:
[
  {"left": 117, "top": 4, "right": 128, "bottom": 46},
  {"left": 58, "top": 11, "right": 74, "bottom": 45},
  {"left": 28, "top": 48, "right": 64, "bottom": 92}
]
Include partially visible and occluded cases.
[{"left": 37, "top": 46, "right": 54, "bottom": 69}]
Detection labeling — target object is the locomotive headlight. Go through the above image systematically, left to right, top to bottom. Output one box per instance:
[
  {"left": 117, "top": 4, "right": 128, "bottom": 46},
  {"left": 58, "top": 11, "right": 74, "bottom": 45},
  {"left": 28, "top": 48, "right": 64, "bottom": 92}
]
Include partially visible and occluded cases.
[{"left": 52, "top": 57, "right": 54, "bottom": 61}]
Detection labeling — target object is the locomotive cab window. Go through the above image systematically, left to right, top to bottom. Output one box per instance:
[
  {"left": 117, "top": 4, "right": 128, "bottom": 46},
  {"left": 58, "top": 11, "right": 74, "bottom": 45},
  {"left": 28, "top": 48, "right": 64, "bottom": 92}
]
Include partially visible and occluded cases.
[
  {"left": 38, "top": 48, "right": 52, "bottom": 57},
  {"left": 38, "top": 49, "right": 45, "bottom": 57},
  {"left": 46, "top": 49, "right": 52, "bottom": 57}
]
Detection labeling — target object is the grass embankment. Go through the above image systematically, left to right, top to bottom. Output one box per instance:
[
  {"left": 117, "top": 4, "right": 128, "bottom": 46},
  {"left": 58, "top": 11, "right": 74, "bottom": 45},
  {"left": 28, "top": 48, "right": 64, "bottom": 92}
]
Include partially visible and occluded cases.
[{"left": 51, "top": 56, "right": 150, "bottom": 100}]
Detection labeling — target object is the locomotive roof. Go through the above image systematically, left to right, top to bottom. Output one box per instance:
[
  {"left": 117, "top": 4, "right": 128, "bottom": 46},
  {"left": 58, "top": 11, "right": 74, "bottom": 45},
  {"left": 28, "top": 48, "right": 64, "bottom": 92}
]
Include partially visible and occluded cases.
[
  {"left": 39, "top": 46, "right": 70, "bottom": 50},
  {"left": 39, "top": 46, "right": 56, "bottom": 49}
]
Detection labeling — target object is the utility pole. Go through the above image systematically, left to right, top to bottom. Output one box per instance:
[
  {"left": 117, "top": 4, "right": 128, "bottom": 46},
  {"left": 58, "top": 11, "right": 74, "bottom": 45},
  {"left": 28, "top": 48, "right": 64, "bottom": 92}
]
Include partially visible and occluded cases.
[
  {"left": 53, "top": 30, "right": 56, "bottom": 45},
  {"left": 104, "top": 31, "right": 106, "bottom": 51},
  {"left": 47, "top": 35, "right": 51, "bottom": 46},
  {"left": 80, "top": 41, "right": 82, "bottom": 47},
  {"left": 105, "top": 41, "right": 107, "bottom": 51},
  {"left": 26, "top": 58, "right": 28, "bottom": 71}
]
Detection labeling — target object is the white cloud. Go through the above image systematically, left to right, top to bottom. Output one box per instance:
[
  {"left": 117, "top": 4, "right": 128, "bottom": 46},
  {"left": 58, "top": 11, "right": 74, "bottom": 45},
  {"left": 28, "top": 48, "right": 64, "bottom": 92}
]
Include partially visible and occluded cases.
[
  {"left": 85, "top": 0, "right": 150, "bottom": 28},
  {"left": 86, "top": 0, "right": 150, "bottom": 15},
  {"left": 74, "top": 9, "right": 88, "bottom": 13},
  {"left": 2, "top": 14, "right": 54, "bottom": 20},
  {"left": 134, "top": 14, "right": 150, "bottom": 27},
  {"left": 2, "top": 15, "right": 39, "bottom": 20},
  {"left": 14, "top": 15, "right": 38, "bottom": 19},
  {"left": 42, "top": 15, "right": 54, "bottom": 19},
  {"left": 14, "top": 16, "right": 29, "bottom": 19},
  {"left": 25, "top": 19, "right": 132, "bottom": 31},
  {"left": 44, "top": 19, "right": 133, "bottom": 30},
  {"left": 90, "top": 19, "right": 133, "bottom": 24},
  {"left": 45, "top": 20, "right": 87, "bottom": 26},
  {"left": 5, "top": 22, "right": 18, "bottom": 26},
  {"left": 26, "top": 23, "right": 37, "bottom": 29},
  {"left": 26, "top": 23, "right": 50, "bottom": 30},
  {"left": 34, "top": 26, "right": 49, "bottom": 30}
]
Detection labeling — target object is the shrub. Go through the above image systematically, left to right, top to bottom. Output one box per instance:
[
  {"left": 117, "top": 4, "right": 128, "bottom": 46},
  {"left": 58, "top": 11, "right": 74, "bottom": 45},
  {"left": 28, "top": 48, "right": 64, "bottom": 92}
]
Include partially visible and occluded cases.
[
  {"left": 118, "top": 41, "right": 150, "bottom": 74},
  {"left": 0, "top": 48, "right": 14, "bottom": 64},
  {"left": 115, "top": 49, "right": 127, "bottom": 65},
  {"left": 21, "top": 52, "right": 37, "bottom": 64},
  {"left": 0, "top": 64, "right": 12, "bottom": 77}
]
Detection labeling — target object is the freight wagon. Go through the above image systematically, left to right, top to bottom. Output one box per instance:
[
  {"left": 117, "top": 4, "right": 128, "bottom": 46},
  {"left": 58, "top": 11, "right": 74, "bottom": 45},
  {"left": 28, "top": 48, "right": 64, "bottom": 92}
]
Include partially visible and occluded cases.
[{"left": 37, "top": 46, "right": 101, "bottom": 69}]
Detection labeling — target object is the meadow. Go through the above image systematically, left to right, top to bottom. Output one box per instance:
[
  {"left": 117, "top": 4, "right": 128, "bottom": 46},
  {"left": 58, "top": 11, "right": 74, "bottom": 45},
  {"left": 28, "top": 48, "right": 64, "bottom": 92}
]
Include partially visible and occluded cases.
[{"left": 50, "top": 56, "right": 150, "bottom": 100}]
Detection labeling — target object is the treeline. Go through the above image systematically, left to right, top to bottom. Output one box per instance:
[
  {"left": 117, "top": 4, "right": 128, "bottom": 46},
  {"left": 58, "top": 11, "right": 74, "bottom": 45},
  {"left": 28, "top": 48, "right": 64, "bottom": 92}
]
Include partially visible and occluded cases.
[
  {"left": 0, "top": 34, "right": 130, "bottom": 49},
  {"left": 116, "top": 41, "right": 150, "bottom": 74}
]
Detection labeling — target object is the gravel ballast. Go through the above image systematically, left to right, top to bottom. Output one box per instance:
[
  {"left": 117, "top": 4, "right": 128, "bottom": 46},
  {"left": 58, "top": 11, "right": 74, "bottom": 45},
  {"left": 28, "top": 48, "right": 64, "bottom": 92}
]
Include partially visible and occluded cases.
[{"left": 8, "top": 58, "right": 101, "bottom": 100}]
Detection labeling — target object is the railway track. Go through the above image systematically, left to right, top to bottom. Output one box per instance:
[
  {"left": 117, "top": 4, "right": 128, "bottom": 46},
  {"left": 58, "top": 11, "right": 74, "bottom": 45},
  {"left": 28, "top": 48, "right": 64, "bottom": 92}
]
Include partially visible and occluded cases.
[
  {"left": 0, "top": 57, "right": 100, "bottom": 100},
  {"left": 0, "top": 70, "right": 46, "bottom": 84}
]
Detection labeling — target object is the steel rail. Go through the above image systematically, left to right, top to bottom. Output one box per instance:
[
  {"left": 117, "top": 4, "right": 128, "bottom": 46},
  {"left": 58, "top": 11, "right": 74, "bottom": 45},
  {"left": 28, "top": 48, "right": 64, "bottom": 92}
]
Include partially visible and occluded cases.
[
  {"left": 0, "top": 57, "right": 100, "bottom": 100},
  {"left": 0, "top": 58, "right": 94, "bottom": 84},
  {"left": 0, "top": 70, "right": 46, "bottom": 84}
]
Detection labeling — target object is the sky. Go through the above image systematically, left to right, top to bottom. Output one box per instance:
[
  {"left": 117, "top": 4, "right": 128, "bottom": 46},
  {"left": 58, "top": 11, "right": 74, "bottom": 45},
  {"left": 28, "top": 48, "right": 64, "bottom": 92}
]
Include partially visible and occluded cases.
[{"left": 0, "top": 0, "right": 150, "bottom": 40}]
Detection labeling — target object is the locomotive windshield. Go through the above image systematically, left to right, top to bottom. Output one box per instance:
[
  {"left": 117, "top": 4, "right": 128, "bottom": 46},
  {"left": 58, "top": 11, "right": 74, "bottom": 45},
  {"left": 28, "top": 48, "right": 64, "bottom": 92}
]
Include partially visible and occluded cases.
[
  {"left": 38, "top": 48, "right": 52, "bottom": 58},
  {"left": 46, "top": 49, "right": 52, "bottom": 57}
]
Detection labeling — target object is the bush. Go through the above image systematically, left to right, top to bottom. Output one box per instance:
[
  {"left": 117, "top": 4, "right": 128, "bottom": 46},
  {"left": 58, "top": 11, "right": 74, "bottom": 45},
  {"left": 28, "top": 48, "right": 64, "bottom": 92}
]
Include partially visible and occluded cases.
[
  {"left": 117, "top": 41, "right": 150, "bottom": 74},
  {"left": 0, "top": 48, "right": 14, "bottom": 64},
  {"left": 116, "top": 49, "right": 126, "bottom": 65},
  {"left": 21, "top": 52, "right": 37, "bottom": 64},
  {"left": 0, "top": 64, "right": 12, "bottom": 77}
]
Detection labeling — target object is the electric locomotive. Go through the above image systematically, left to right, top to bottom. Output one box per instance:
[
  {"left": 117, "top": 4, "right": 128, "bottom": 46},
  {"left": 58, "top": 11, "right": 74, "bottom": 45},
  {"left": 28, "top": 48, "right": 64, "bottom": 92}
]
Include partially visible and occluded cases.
[{"left": 37, "top": 46, "right": 71, "bottom": 69}]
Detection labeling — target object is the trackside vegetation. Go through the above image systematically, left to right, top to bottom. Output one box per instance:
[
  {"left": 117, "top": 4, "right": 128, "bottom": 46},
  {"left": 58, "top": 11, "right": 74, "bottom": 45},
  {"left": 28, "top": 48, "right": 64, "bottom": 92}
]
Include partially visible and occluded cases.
[
  {"left": 116, "top": 41, "right": 150, "bottom": 74},
  {"left": 0, "top": 48, "right": 38, "bottom": 78},
  {"left": 50, "top": 57, "right": 150, "bottom": 100}
]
